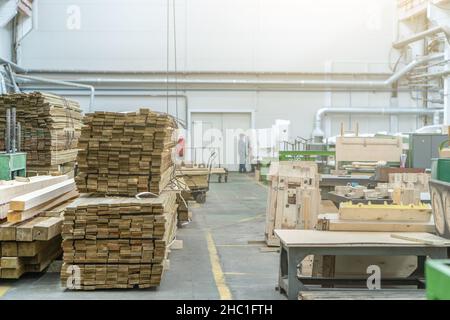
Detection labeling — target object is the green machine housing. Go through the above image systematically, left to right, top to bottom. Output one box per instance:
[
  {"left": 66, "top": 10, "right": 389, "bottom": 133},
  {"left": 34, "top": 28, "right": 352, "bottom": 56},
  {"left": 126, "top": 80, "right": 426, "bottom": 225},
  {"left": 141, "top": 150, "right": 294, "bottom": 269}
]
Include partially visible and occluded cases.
[
  {"left": 0, "top": 152, "right": 27, "bottom": 180},
  {"left": 426, "top": 260, "right": 450, "bottom": 300}
]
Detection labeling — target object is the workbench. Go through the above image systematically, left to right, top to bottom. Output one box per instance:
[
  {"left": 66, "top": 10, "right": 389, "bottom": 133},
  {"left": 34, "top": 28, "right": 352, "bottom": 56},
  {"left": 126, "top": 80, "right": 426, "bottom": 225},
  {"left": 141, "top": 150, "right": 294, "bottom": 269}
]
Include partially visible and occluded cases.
[{"left": 275, "top": 230, "right": 450, "bottom": 300}]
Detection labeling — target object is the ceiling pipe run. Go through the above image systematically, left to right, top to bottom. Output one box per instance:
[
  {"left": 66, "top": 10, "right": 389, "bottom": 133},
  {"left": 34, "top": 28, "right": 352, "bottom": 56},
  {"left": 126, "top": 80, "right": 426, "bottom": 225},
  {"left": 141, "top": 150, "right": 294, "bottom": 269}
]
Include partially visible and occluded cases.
[
  {"left": 393, "top": 26, "right": 448, "bottom": 49},
  {"left": 34, "top": 54, "right": 443, "bottom": 90},
  {"left": 313, "top": 107, "right": 443, "bottom": 140}
]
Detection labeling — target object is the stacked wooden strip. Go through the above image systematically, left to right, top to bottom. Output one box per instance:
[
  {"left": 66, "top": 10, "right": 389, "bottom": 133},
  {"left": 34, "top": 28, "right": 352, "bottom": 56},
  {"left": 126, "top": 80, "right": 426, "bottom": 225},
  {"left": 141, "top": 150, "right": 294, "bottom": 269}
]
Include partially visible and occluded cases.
[
  {"left": 0, "top": 92, "right": 83, "bottom": 174},
  {"left": 75, "top": 109, "right": 177, "bottom": 196},
  {"left": 0, "top": 175, "right": 69, "bottom": 220},
  {"left": 0, "top": 175, "right": 79, "bottom": 279},
  {"left": 7, "top": 178, "right": 78, "bottom": 223},
  {"left": 61, "top": 193, "right": 178, "bottom": 290},
  {"left": 0, "top": 216, "right": 64, "bottom": 279},
  {"left": 1, "top": 236, "right": 62, "bottom": 279},
  {"left": 61, "top": 263, "right": 163, "bottom": 289}
]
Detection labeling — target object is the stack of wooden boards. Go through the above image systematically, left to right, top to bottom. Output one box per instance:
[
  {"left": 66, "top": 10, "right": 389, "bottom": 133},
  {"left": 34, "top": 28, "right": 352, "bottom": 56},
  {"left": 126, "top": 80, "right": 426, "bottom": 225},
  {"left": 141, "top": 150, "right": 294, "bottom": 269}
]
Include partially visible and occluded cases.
[
  {"left": 0, "top": 92, "right": 83, "bottom": 175},
  {"left": 64, "top": 109, "right": 180, "bottom": 290},
  {"left": 75, "top": 110, "right": 177, "bottom": 196},
  {"left": 265, "top": 161, "right": 321, "bottom": 246},
  {"left": 0, "top": 175, "right": 79, "bottom": 279},
  {"left": 60, "top": 193, "right": 178, "bottom": 290}
]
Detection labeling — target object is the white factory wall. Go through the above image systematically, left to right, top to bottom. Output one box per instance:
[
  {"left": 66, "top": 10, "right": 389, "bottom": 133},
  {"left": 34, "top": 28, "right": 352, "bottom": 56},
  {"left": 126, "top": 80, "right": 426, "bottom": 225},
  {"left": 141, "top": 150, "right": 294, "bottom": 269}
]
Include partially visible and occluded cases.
[
  {"left": 17, "top": 0, "right": 426, "bottom": 138},
  {"left": 0, "top": 22, "right": 12, "bottom": 61}
]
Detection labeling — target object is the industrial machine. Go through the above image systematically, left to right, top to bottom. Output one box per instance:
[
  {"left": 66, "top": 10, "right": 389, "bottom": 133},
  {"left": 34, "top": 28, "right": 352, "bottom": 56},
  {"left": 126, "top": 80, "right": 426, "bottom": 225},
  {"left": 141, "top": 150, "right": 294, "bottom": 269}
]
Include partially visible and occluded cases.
[
  {"left": 0, "top": 107, "right": 27, "bottom": 180},
  {"left": 429, "top": 127, "right": 450, "bottom": 239},
  {"left": 409, "top": 133, "right": 448, "bottom": 169},
  {"left": 426, "top": 260, "right": 450, "bottom": 300}
]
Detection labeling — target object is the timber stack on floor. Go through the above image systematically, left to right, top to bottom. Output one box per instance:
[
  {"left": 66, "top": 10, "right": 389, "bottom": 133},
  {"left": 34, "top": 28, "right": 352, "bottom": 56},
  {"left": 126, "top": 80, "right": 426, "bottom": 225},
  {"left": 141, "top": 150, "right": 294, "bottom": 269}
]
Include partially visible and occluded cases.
[
  {"left": 0, "top": 92, "right": 83, "bottom": 176},
  {"left": 62, "top": 109, "right": 180, "bottom": 290},
  {"left": 75, "top": 110, "right": 177, "bottom": 196},
  {"left": 265, "top": 161, "right": 321, "bottom": 246},
  {"left": 0, "top": 175, "right": 79, "bottom": 279},
  {"left": 60, "top": 193, "right": 178, "bottom": 290}
]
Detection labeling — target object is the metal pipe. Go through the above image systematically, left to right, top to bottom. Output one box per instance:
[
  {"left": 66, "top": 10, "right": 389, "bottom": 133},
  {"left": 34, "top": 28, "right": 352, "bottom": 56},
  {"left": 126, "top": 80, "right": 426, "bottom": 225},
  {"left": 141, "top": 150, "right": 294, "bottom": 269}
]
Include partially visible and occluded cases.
[
  {"left": 393, "top": 26, "right": 446, "bottom": 49},
  {"left": 29, "top": 54, "right": 442, "bottom": 90},
  {"left": 0, "top": 57, "right": 27, "bottom": 74},
  {"left": 410, "top": 69, "right": 450, "bottom": 79},
  {"left": 0, "top": 71, "right": 6, "bottom": 94},
  {"left": 13, "top": 74, "right": 96, "bottom": 112},
  {"left": 17, "top": 84, "right": 431, "bottom": 93},
  {"left": 10, "top": 107, "right": 16, "bottom": 153},
  {"left": 313, "top": 107, "right": 444, "bottom": 139},
  {"left": 5, "top": 108, "right": 11, "bottom": 153}
]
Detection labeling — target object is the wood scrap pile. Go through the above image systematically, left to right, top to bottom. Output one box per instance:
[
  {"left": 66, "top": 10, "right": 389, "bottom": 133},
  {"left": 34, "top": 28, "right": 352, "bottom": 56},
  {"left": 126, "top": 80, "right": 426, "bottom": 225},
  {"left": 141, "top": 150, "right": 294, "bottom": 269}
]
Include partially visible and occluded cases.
[
  {"left": 0, "top": 92, "right": 83, "bottom": 175},
  {"left": 75, "top": 110, "right": 177, "bottom": 196},
  {"left": 265, "top": 161, "right": 321, "bottom": 246},
  {"left": 0, "top": 175, "right": 78, "bottom": 279},
  {"left": 61, "top": 193, "right": 178, "bottom": 290}
]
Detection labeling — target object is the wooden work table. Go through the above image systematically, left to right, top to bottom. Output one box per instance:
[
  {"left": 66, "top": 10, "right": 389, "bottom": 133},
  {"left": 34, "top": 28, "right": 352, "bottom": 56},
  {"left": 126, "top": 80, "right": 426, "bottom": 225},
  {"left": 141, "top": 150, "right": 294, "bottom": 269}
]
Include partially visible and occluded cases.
[{"left": 275, "top": 230, "right": 450, "bottom": 300}]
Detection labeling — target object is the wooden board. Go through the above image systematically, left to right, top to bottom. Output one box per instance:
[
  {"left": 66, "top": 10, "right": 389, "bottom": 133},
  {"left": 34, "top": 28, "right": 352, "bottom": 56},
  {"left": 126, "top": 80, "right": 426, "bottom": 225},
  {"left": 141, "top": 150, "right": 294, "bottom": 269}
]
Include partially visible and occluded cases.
[
  {"left": 335, "top": 136, "right": 403, "bottom": 168},
  {"left": 0, "top": 175, "right": 68, "bottom": 205},
  {"left": 10, "top": 179, "right": 76, "bottom": 211},
  {"left": 7, "top": 189, "right": 79, "bottom": 223},
  {"left": 339, "top": 203, "right": 432, "bottom": 222},
  {"left": 318, "top": 213, "right": 435, "bottom": 232},
  {"left": 33, "top": 217, "right": 64, "bottom": 241},
  {"left": 274, "top": 230, "right": 450, "bottom": 247},
  {"left": 390, "top": 233, "right": 450, "bottom": 246},
  {"left": 299, "top": 289, "right": 426, "bottom": 300}
]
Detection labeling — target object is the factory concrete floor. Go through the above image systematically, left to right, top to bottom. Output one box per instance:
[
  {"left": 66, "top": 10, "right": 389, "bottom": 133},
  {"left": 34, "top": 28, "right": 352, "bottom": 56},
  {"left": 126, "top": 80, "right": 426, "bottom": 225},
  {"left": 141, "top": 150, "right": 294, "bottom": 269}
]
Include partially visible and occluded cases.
[{"left": 0, "top": 173, "right": 284, "bottom": 300}]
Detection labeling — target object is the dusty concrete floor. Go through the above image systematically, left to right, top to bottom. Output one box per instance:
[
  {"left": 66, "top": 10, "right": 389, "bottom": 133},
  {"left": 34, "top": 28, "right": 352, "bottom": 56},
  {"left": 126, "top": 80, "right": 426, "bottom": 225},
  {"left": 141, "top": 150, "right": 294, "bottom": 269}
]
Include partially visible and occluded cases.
[{"left": 0, "top": 173, "right": 285, "bottom": 300}]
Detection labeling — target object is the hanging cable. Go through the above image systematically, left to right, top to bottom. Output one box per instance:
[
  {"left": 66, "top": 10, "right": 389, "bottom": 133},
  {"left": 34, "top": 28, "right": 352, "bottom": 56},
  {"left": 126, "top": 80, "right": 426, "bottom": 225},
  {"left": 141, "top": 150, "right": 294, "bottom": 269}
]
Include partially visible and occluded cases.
[
  {"left": 166, "top": 0, "right": 170, "bottom": 114},
  {"left": 173, "top": 0, "right": 179, "bottom": 121}
]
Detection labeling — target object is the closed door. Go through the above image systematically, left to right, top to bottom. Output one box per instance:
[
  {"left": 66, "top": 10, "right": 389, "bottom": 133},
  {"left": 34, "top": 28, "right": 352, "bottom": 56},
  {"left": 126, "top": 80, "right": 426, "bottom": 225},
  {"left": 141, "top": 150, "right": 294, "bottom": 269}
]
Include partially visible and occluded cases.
[{"left": 190, "top": 112, "right": 252, "bottom": 171}]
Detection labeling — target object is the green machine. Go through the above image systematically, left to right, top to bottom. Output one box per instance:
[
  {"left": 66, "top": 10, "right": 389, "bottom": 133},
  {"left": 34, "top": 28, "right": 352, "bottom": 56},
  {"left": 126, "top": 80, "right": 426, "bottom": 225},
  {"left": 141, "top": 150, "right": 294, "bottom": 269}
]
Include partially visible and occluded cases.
[
  {"left": 0, "top": 107, "right": 26, "bottom": 180},
  {"left": 427, "top": 134, "right": 450, "bottom": 300},
  {"left": 426, "top": 260, "right": 450, "bottom": 300}
]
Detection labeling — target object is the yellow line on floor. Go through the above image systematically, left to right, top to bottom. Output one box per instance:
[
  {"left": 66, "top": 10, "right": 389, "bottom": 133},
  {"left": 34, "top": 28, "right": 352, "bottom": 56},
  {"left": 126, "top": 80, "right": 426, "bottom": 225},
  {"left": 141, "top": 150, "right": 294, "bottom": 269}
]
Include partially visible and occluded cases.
[
  {"left": 237, "top": 214, "right": 265, "bottom": 223},
  {"left": 205, "top": 231, "right": 232, "bottom": 300},
  {"left": 216, "top": 244, "right": 261, "bottom": 247},
  {"left": 0, "top": 286, "right": 10, "bottom": 298}
]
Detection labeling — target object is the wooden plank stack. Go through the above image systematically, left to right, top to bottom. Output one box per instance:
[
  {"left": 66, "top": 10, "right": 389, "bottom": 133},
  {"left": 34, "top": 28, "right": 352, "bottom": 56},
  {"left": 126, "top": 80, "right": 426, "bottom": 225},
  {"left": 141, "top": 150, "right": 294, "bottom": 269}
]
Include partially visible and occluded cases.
[
  {"left": 0, "top": 92, "right": 83, "bottom": 175},
  {"left": 75, "top": 110, "right": 177, "bottom": 196},
  {"left": 265, "top": 161, "right": 321, "bottom": 246},
  {"left": 0, "top": 175, "right": 79, "bottom": 279},
  {"left": 61, "top": 193, "right": 178, "bottom": 290},
  {"left": 0, "top": 215, "right": 66, "bottom": 279}
]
